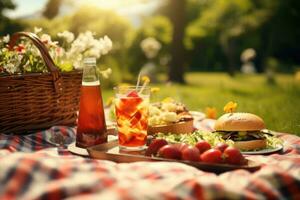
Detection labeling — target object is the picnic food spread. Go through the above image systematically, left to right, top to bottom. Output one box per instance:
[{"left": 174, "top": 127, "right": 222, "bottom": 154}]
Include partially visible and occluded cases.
[
  {"left": 148, "top": 99, "right": 194, "bottom": 134},
  {"left": 0, "top": 104, "right": 299, "bottom": 200},
  {"left": 214, "top": 112, "right": 268, "bottom": 151}
]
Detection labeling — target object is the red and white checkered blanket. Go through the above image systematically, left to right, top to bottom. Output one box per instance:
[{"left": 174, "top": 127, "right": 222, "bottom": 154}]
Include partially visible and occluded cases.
[{"left": 1, "top": 120, "right": 300, "bottom": 199}]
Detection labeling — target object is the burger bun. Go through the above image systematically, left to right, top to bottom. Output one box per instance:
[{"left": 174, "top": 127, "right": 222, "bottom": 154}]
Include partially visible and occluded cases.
[
  {"left": 214, "top": 113, "right": 265, "bottom": 131},
  {"left": 234, "top": 139, "right": 267, "bottom": 151}
]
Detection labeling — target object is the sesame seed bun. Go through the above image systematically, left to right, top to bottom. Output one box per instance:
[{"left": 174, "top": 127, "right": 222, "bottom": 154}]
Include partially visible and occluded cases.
[{"left": 214, "top": 113, "right": 265, "bottom": 131}]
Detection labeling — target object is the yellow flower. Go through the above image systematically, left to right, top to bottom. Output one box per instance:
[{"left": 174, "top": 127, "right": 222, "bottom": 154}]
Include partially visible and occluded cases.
[
  {"left": 141, "top": 75, "right": 150, "bottom": 84},
  {"left": 151, "top": 87, "right": 160, "bottom": 93},
  {"left": 106, "top": 97, "right": 114, "bottom": 107},
  {"left": 223, "top": 101, "right": 238, "bottom": 113},
  {"left": 205, "top": 107, "right": 217, "bottom": 119}
]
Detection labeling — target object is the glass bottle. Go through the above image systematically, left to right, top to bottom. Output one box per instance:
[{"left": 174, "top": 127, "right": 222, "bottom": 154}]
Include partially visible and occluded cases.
[{"left": 76, "top": 57, "right": 107, "bottom": 148}]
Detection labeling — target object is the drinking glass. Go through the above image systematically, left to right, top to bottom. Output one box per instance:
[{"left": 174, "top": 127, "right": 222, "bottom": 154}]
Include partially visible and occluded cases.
[{"left": 114, "top": 86, "right": 150, "bottom": 151}]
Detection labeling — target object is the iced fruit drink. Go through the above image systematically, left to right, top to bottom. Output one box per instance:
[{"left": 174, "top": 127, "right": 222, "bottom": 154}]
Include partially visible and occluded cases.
[{"left": 115, "top": 87, "right": 150, "bottom": 150}]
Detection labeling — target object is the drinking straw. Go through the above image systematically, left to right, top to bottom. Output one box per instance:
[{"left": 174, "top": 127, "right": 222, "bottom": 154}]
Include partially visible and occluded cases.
[
  {"left": 136, "top": 72, "right": 142, "bottom": 90},
  {"left": 136, "top": 72, "right": 149, "bottom": 95}
]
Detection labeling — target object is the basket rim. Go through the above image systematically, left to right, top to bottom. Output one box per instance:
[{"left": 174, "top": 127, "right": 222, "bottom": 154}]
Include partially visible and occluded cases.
[{"left": 0, "top": 70, "right": 82, "bottom": 78}]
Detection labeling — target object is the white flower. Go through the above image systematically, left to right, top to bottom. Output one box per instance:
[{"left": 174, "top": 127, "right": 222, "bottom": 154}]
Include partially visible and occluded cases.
[
  {"left": 34, "top": 27, "right": 42, "bottom": 34},
  {"left": 57, "top": 31, "right": 74, "bottom": 43},
  {"left": 68, "top": 31, "right": 94, "bottom": 55},
  {"left": 79, "top": 31, "right": 95, "bottom": 50},
  {"left": 68, "top": 32, "right": 113, "bottom": 59},
  {"left": 40, "top": 33, "right": 58, "bottom": 47},
  {"left": 3, "top": 35, "right": 10, "bottom": 43},
  {"left": 99, "top": 35, "right": 113, "bottom": 55},
  {"left": 140, "top": 37, "right": 161, "bottom": 59},
  {"left": 85, "top": 39, "right": 102, "bottom": 58},
  {"left": 68, "top": 40, "right": 85, "bottom": 56},
  {"left": 30, "top": 46, "right": 40, "bottom": 56},
  {"left": 86, "top": 47, "right": 102, "bottom": 58},
  {"left": 241, "top": 48, "right": 256, "bottom": 62},
  {"left": 17, "top": 54, "right": 23, "bottom": 62},
  {"left": 73, "top": 54, "right": 83, "bottom": 70},
  {"left": 23, "top": 60, "right": 31, "bottom": 72},
  {"left": 5, "top": 63, "right": 18, "bottom": 74},
  {"left": 99, "top": 68, "right": 112, "bottom": 79}
]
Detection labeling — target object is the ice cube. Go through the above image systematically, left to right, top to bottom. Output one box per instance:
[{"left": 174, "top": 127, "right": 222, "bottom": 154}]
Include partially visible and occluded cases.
[{"left": 130, "top": 110, "right": 142, "bottom": 127}]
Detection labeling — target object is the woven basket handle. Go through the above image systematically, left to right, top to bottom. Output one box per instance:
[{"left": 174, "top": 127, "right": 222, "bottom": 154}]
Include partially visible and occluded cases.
[{"left": 8, "top": 32, "right": 61, "bottom": 92}]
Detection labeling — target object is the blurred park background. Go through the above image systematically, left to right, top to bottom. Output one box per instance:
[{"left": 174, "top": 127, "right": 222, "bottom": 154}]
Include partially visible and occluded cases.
[{"left": 1, "top": 0, "right": 300, "bottom": 134}]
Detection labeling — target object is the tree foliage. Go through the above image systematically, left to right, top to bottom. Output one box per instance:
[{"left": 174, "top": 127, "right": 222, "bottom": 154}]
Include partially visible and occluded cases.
[
  {"left": 0, "top": 0, "right": 25, "bottom": 35},
  {"left": 0, "top": 0, "right": 15, "bottom": 15},
  {"left": 2, "top": 0, "right": 300, "bottom": 79},
  {"left": 43, "top": 0, "right": 62, "bottom": 19},
  {"left": 184, "top": 0, "right": 300, "bottom": 74},
  {"left": 186, "top": 0, "right": 275, "bottom": 75},
  {"left": 261, "top": 0, "right": 300, "bottom": 66},
  {"left": 69, "top": 6, "right": 132, "bottom": 45},
  {"left": 127, "top": 15, "right": 172, "bottom": 76}
]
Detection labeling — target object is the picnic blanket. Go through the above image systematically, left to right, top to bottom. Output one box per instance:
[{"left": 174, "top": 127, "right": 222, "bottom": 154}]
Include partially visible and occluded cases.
[{"left": 1, "top": 120, "right": 300, "bottom": 200}]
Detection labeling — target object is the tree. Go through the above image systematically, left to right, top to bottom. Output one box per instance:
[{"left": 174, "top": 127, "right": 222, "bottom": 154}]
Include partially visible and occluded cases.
[
  {"left": 0, "top": 0, "right": 16, "bottom": 33},
  {"left": 0, "top": 0, "right": 15, "bottom": 16},
  {"left": 43, "top": 0, "right": 62, "bottom": 19},
  {"left": 168, "top": 0, "right": 187, "bottom": 83},
  {"left": 186, "top": 0, "right": 273, "bottom": 76},
  {"left": 259, "top": 0, "right": 300, "bottom": 69}
]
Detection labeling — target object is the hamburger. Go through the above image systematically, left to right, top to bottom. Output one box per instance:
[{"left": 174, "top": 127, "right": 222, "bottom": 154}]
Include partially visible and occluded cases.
[{"left": 214, "top": 113, "right": 268, "bottom": 151}]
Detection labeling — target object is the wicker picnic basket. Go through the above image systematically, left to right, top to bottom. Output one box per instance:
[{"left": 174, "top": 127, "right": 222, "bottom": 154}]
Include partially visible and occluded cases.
[{"left": 0, "top": 32, "right": 82, "bottom": 134}]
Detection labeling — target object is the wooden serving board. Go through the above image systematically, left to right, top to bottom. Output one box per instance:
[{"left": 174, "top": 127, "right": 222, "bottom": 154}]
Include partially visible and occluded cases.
[{"left": 87, "top": 140, "right": 261, "bottom": 174}]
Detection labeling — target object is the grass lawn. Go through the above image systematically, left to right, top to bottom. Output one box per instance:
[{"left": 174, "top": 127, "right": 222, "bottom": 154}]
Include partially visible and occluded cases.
[{"left": 102, "top": 72, "right": 300, "bottom": 135}]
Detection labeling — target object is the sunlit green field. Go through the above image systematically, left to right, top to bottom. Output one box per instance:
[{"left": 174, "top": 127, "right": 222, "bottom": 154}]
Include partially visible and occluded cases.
[{"left": 103, "top": 73, "right": 300, "bottom": 135}]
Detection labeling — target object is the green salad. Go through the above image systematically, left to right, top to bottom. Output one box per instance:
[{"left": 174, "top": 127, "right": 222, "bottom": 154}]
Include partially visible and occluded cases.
[
  {"left": 156, "top": 130, "right": 283, "bottom": 151},
  {"left": 265, "top": 135, "right": 284, "bottom": 149}
]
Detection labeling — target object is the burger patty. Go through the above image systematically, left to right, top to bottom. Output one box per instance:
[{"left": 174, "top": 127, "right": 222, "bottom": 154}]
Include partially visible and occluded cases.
[{"left": 215, "top": 131, "right": 267, "bottom": 141}]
